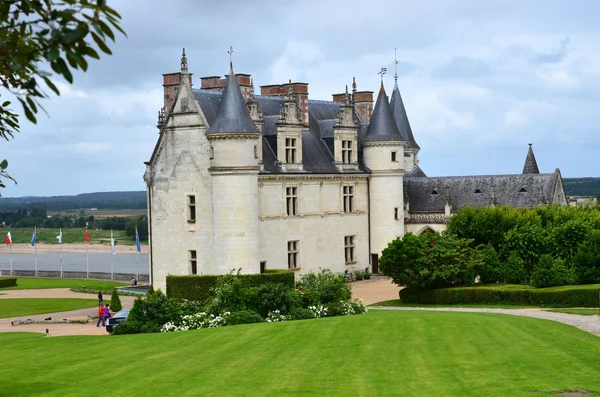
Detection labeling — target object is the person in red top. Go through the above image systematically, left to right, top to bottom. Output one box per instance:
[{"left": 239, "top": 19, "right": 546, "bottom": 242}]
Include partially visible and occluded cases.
[{"left": 96, "top": 304, "right": 105, "bottom": 327}]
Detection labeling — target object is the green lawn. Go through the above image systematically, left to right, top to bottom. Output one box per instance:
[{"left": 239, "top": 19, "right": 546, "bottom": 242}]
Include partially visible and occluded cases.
[
  {"left": 0, "top": 227, "right": 145, "bottom": 245},
  {"left": 0, "top": 278, "right": 127, "bottom": 290},
  {"left": 0, "top": 298, "right": 97, "bottom": 318},
  {"left": 371, "top": 299, "right": 537, "bottom": 309},
  {"left": 545, "top": 308, "right": 600, "bottom": 316},
  {"left": 1, "top": 310, "right": 599, "bottom": 396}
]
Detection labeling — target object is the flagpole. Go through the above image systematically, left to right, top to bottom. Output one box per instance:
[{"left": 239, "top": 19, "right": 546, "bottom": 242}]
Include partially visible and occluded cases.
[
  {"left": 85, "top": 222, "right": 89, "bottom": 279},
  {"left": 34, "top": 226, "right": 38, "bottom": 276},
  {"left": 135, "top": 226, "right": 139, "bottom": 281},
  {"left": 110, "top": 229, "right": 114, "bottom": 280},
  {"left": 60, "top": 236, "right": 63, "bottom": 278},
  {"left": 9, "top": 240, "right": 12, "bottom": 276}
]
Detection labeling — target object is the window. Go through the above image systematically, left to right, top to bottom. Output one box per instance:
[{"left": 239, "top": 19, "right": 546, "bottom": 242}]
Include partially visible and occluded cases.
[
  {"left": 285, "top": 138, "right": 297, "bottom": 163},
  {"left": 342, "top": 140, "right": 353, "bottom": 164},
  {"left": 254, "top": 145, "right": 258, "bottom": 159},
  {"left": 209, "top": 146, "right": 214, "bottom": 160},
  {"left": 391, "top": 151, "right": 397, "bottom": 162},
  {"left": 343, "top": 185, "right": 354, "bottom": 213},
  {"left": 286, "top": 186, "right": 298, "bottom": 216},
  {"left": 188, "top": 195, "right": 196, "bottom": 222},
  {"left": 394, "top": 207, "right": 399, "bottom": 220},
  {"left": 344, "top": 236, "right": 355, "bottom": 263},
  {"left": 288, "top": 241, "right": 299, "bottom": 269},
  {"left": 190, "top": 250, "right": 197, "bottom": 275},
  {"left": 260, "top": 261, "right": 266, "bottom": 274}
]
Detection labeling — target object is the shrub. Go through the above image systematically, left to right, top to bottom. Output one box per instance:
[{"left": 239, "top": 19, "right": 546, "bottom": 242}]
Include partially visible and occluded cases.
[
  {"left": 572, "top": 230, "right": 600, "bottom": 284},
  {"left": 380, "top": 232, "right": 480, "bottom": 291},
  {"left": 476, "top": 244, "right": 502, "bottom": 284},
  {"left": 501, "top": 253, "right": 526, "bottom": 284},
  {"left": 531, "top": 255, "right": 575, "bottom": 288},
  {"left": 296, "top": 269, "right": 351, "bottom": 305},
  {"left": 166, "top": 270, "right": 295, "bottom": 303},
  {"left": 355, "top": 271, "right": 364, "bottom": 281},
  {"left": 364, "top": 271, "right": 371, "bottom": 280},
  {"left": 0, "top": 277, "right": 17, "bottom": 288},
  {"left": 245, "top": 283, "right": 299, "bottom": 317},
  {"left": 399, "top": 284, "right": 600, "bottom": 307},
  {"left": 110, "top": 288, "right": 122, "bottom": 312},
  {"left": 124, "top": 289, "right": 183, "bottom": 334},
  {"left": 289, "top": 307, "right": 316, "bottom": 320},
  {"left": 226, "top": 310, "right": 264, "bottom": 326},
  {"left": 266, "top": 310, "right": 291, "bottom": 322},
  {"left": 161, "top": 312, "right": 229, "bottom": 332},
  {"left": 111, "top": 320, "right": 143, "bottom": 335}
]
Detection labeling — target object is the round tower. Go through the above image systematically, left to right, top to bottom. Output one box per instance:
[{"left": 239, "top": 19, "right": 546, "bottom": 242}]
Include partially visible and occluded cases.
[
  {"left": 207, "top": 64, "right": 261, "bottom": 274},
  {"left": 362, "top": 82, "right": 406, "bottom": 260}
]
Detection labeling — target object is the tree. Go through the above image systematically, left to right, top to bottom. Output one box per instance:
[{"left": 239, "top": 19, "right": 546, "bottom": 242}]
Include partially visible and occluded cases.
[
  {"left": 0, "top": 0, "right": 125, "bottom": 192},
  {"left": 109, "top": 287, "right": 122, "bottom": 312}
]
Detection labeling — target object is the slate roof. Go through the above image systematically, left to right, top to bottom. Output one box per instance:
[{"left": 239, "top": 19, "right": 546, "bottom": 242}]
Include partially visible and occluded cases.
[
  {"left": 206, "top": 68, "right": 259, "bottom": 134},
  {"left": 390, "top": 82, "right": 420, "bottom": 149},
  {"left": 363, "top": 83, "right": 404, "bottom": 143},
  {"left": 522, "top": 143, "right": 540, "bottom": 174},
  {"left": 406, "top": 165, "right": 427, "bottom": 178},
  {"left": 404, "top": 171, "right": 561, "bottom": 213}
]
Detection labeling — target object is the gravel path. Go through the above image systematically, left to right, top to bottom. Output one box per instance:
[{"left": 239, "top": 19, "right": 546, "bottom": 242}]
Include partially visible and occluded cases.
[{"left": 371, "top": 306, "right": 600, "bottom": 337}]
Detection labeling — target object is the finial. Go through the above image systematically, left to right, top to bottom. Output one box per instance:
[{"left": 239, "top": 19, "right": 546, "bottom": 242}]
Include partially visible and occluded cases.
[
  {"left": 228, "top": 45, "right": 234, "bottom": 71},
  {"left": 181, "top": 48, "right": 188, "bottom": 72},
  {"left": 394, "top": 48, "right": 398, "bottom": 83},
  {"left": 378, "top": 67, "right": 387, "bottom": 81},
  {"left": 352, "top": 77, "right": 357, "bottom": 94},
  {"left": 344, "top": 85, "right": 350, "bottom": 106},
  {"left": 345, "top": 85, "right": 348, "bottom": 94},
  {"left": 528, "top": 143, "right": 533, "bottom": 147}
]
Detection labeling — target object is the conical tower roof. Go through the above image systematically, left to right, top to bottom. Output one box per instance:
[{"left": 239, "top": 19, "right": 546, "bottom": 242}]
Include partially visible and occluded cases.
[
  {"left": 207, "top": 66, "right": 258, "bottom": 134},
  {"left": 390, "top": 82, "right": 419, "bottom": 149},
  {"left": 363, "top": 83, "right": 404, "bottom": 143},
  {"left": 522, "top": 143, "right": 540, "bottom": 174}
]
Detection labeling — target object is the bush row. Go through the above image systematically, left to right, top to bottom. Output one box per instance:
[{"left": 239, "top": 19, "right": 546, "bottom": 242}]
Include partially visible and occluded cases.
[
  {"left": 166, "top": 269, "right": 295, "bottom": 304},
  {"left": 0, "top": 277, "right": 17, "bottom": 288},
  {"left": 399, "top": 284, "right": 600, "bottom": 307}
]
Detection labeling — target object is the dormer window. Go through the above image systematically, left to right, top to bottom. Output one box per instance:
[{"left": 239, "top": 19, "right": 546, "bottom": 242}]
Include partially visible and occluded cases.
[
  {"left": 285, "top": 138, "right": 297, "bottom": 163},
  {"left": 342, "top": 140, "right": 353, "bottom": 164},
  {"left": 520, "top": 188, "right": 527, "bottom": 193},
  {"left": 431, "top": 189, "right": 439, "bottom": 195},
  {"left": 474, "top": 189, "right": 482, "bottom": 194}
]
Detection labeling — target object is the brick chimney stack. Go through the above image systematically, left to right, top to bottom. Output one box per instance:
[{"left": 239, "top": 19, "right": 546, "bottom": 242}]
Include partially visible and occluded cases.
[
  {"left": 163, "top": 72, "right": 193, "bottom": 110},
  {"left": 200, "top": 73, "right": 253, "bottom": 101},
  {"left": 260, "top": 81, "right": 309, "bottom": 127},
  {"left": 353, "top": 90, "right": 374, "bottom": 122}
]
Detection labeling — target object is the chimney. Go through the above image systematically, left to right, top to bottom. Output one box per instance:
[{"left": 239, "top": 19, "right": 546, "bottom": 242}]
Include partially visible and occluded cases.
[
  {"left": 163, "top": 72, "right": 193, "bottom": 110},
  {"left": 200, "top": 73, "right": 252, "bottom": 101},
  {"left": 260, "top": 81, "right": 309, "bottom": 127},
  {"left": 353, "top": 90, "right": 374, "bottom": 122},
  {"left": 332, "top": 93, "right": 346, "bottom": 103}
]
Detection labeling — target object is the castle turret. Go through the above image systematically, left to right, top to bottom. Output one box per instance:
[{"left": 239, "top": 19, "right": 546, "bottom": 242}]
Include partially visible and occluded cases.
[
  {"left": 207, "top": 63, "right": 262, "bottom": 275},
  {"left": 390, "top": 80, "right": 420, "bottom": 171},
  {"left": 362, "top": 82, "right": 406, "bottom": 262},
  {"left": 522, "top": 143, "right": 540, "bottom": 174}
]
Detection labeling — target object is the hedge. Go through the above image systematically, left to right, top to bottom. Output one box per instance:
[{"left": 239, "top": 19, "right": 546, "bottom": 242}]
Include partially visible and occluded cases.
[
  {"left": 166, "top": 270, "right": 295, "bottom": 303},
  {"left": 0, "top": 277, "right": 17, "bottom": 288},
  {"left": 399, "top": 283, "right": 600, "bottom": 308}
]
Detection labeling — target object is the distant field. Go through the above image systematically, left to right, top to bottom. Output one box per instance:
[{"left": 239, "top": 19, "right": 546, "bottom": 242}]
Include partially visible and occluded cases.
[
  {"left": 48, "top": 209, "right": 146, "bottom": 219},
  {"left": 0, "top": 228, "right": 138, "bottom": 245}
]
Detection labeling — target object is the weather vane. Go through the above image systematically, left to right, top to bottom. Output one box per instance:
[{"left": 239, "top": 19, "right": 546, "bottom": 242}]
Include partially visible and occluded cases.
[
  {"left": 228, "top": 45, "right": 234, "bottom": 65},
  {"left": 394, "top": 48, "right": 398, "bottom": 82},
  {"left": 378, "top": 67, "right": 387, "bottom": 81}
]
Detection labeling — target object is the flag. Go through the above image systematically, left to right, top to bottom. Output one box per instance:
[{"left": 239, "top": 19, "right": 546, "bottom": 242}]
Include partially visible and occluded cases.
[
  {"left": 31, "top": 227, "right": 36, "bottom": 246},
  {"left": 135, "top": 227, "right": 141, "bottom": 253},
  {"left": 56, "top": 229, "right": 62, "bottom": 244},
  {"left": 110, "top": 229, "right": 115, "bottom": 255},
  {"left": 6, "top": 230, "right": 12, "bottom": 245},
  {"left": 84, "top": 230, "right": 90, "bottom": 243}
]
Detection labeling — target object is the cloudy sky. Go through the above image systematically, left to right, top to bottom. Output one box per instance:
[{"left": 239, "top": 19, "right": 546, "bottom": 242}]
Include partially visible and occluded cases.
[{"left": 3, "top": 0, "right": 599, "bottom": 197}]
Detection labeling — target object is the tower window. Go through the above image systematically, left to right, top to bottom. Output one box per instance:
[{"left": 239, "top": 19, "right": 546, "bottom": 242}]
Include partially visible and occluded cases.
[
  {"left": 285, "top": 138, "right": 297, "bottom": 163},
  {"left": 342, "top": 140, "right": 353, "bottom": 164},
  {"left": 254, "top": 145, "right": 258, "bottom": 159},
  {"left": 209, "top": 146, "right": 214, "bottom": 160},
  {"left": 391, "top": 151, "right": 398, "bottom": 162},
  {"left": 343, "top": 185, "right": 354, "bottom": 213},
  {"left": 286, "top": 186, "right": 298, "bottom": 216},
  {"left": 431, "top": 189, "right": 438, "bottom": 195},
  {"left": 188, "top": 195, "right": 196, "bottom": 222},
  {"left": 394, "top": 207, "right": 399, "bottom": 220},
  {"left": 344, "top": 236, "right": 355, "bottom": 263},
  {"left": 288, "top": 241, "right": 299, "bottom": 269},
  {"left": 189, "top": 250, "right": 197, "bottom": 275}
]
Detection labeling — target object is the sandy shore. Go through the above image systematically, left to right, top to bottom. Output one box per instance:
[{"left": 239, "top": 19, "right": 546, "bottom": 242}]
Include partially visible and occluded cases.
[{"left": 1, "top": 243, "right": 146, "bottom": 254}]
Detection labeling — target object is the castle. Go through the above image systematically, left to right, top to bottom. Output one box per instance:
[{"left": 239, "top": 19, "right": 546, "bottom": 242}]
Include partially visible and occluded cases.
[{"left": 144, "top": 50, "right": 567, "bottom": 291}]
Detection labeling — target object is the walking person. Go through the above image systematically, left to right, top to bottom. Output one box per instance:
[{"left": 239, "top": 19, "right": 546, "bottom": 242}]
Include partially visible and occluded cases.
[
  {"left": 98, "top": 291, "right": 103, "bottom": 307},
  {"left": 104, "top": 303, "right": 111, "bottom": 325},
  {"left": 96, "top": 304, "right": 105, "bottom": 327}
]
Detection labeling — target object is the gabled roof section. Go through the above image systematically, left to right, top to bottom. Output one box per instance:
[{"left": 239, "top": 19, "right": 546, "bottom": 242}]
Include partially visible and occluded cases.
[
  {"left": 206, "top": 66, "right": 258, "bottom": 134},
  {"left": 390, "top": 82, "right": 420, "bottom": 149},
  {"left": 362, "top": 83, "right": 404, "bottom": 143},
  {"left": 522, "top": 143, "right": 540, "bottom": 174},
  {"left": 406, "top": 165, "right": 426, "bottom": 178}
]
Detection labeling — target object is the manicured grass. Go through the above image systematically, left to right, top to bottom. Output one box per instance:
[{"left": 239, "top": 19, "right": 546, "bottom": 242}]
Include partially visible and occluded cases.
[
  {"left": 0, "top": 227, "right": 144, "bottom": 245},
  {"left": 0, "top": 278, "right": 127, "bottom": 290},
  {"left": 0, "top": 298, "right": 97, "bottom": 318},
  {"left": 371, "top": 299, "right": 536, "bottom": 309},
  {"left": 545, "top": 308, "right": 600, "bottom": 316},
  {"left": 2, "top": 310, "right": 600, "bottom": 396}
]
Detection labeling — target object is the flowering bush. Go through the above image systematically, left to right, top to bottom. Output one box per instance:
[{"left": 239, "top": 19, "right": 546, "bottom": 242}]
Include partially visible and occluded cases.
[
  {"left": 307, "top": 305, "right": 328, "bottom": 318},
  {"left": 266, "top": 310, "right": 291, "bottom": 322},
  {"left": 161, "top": 311, "right": 229, "bottom": 333}
]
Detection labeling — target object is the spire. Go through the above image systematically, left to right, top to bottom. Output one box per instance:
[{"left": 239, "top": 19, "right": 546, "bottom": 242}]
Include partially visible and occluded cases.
[
  {"left": 181, "top": 48, "right": 188, "bottom": 73},
  {"left": 207, "top": 66, "right": 259, "bottom": 134},
  {"left": 390, "top": 81, "right": 419, "bottom": 149},
  {"left": 363, "top": 83, "right": 403, "bottom": 143},
  {"left": 522, "top": 143, "right": 540, "bottom": 174}
]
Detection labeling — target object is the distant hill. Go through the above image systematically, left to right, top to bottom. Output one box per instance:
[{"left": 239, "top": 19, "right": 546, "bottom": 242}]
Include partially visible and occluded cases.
[
  {"left": 0, "top": 178, "right": 597, "bottom": 212},
  {"left": 563, "top": 178, "right": 600, "bottom": 199},
  {"left": 0, "top": 191, "right": 146, "bottom": 211}
]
